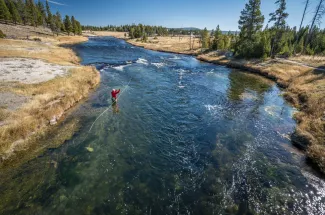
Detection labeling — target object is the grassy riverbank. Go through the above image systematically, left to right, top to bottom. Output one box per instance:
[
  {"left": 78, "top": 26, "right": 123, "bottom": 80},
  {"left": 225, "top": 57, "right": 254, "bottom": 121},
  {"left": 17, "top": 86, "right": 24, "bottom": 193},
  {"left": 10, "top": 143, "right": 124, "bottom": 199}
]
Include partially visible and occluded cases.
[
  {"left": 0, "top": 27, "right": 100, "bottom": 167},
  {"left": 125, "top": 35, "right": 325, "bottom": 174},
  {"left": 197, "top": 54, "right": 325, "bottom": 172}
]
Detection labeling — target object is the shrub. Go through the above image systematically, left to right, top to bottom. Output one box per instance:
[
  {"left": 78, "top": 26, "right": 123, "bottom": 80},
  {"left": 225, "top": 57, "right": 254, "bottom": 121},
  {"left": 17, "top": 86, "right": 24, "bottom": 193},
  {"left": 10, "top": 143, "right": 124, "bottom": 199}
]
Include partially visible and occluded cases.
[
  {"left": 0, "top": 30, "right": 6, "bottom": 39},
  {"left": 142, "top": 34, "right": 148, "bottom": 43},
  {"left": 33, "top": 37, "right": 42, "bottom": 42},
  {"left": 237, "top": 40, "right": 264, "bottom": 59}
]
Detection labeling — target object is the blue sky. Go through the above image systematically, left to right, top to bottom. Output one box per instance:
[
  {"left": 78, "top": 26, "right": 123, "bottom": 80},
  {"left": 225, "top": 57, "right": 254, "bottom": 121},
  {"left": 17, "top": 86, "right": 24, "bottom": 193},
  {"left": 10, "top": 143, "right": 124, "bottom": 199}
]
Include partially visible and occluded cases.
[{"left": 46, "top": 0, "right": 323, "bottom": 30}]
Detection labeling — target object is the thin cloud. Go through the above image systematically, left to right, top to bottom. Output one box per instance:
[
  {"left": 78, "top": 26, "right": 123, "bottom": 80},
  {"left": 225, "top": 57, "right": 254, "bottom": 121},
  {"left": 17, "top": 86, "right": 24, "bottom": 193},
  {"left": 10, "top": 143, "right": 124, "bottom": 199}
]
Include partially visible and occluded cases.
[{"left": 47, "top": 0, "right": 67, "bottom": 6}]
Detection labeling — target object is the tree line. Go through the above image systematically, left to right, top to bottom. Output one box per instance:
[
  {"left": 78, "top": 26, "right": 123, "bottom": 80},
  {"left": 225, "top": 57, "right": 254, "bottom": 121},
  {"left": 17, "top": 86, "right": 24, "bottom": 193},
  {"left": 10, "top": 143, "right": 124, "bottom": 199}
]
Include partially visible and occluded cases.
[
  {"left": 0, "top": 0, "right": 82, "bottom": 36},
  {"left": 200, "top": 0, "right": 325, "bottom": 58},
  {"left": 82, "top": 24, "right": 169, "bottom": 39},
  {"left": 82, "top": 24, "right": 131, "bottom": 32},
  {"left": 82, "top": 24, "right": 206, "bottom": 38}
]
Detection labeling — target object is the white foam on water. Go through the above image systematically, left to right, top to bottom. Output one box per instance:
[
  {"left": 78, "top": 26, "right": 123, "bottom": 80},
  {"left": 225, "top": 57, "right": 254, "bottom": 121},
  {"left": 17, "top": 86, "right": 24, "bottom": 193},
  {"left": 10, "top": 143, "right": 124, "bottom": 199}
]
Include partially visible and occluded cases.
[
  {"left": 170, "top": 55, "right": 181, "bottom": 60},
  {"left": 136, "top": 58, "right": 149, "bottom": 65},
  {"left": 151, "top": 62, "right": 166, "bottom": 68},
  {"left": 100, "top": 65, "right": 111, "bottom": 72},
  {"left": 112, "top": 65, "right": 129, "bottom": 71},
  {"left": 176, "top": 69, "right": 189, "bottom": 73},
  {"left": 207, "top": 69, "right": 215, "bottom": 74},
  {"left": 205, "top": 104, "right": 223, "bottom": 112},
  {"left": 264, "top": 105, "right": 282, "bottom": 118},
  {"left": 301, "top": 171, "right": 325, "bottom": 215}
]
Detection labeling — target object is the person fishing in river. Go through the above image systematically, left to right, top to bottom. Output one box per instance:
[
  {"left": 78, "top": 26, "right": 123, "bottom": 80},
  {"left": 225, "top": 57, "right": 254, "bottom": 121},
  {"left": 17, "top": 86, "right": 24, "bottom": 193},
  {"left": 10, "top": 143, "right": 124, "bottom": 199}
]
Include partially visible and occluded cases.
[{"left": 111, "top": 88, "right": 120, "bottom": 103}]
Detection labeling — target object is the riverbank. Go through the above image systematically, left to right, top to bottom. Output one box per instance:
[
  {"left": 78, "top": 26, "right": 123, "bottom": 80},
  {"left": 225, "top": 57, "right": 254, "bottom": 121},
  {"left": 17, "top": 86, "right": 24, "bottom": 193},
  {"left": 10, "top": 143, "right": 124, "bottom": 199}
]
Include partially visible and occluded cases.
[
  {"left": 0, "top": 31, "right": 100, "bottom": 167},
  {"left": 125, "top": 36, "right": 325, "bottom": 174},
  {"left": 127, "top": 36, "right": 202, "bottom": 55},
  {"left": 197, "top": 55, "right": 325, "bottom": 172}
]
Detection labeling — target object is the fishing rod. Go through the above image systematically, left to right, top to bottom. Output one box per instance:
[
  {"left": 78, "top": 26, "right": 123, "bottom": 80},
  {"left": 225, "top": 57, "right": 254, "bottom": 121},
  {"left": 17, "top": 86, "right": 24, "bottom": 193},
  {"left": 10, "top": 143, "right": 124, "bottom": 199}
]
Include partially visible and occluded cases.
[
  {"left": 75, "top": 77, "right": 133, "bottom": 149},
  {"left": 88, "top": 78, "right": 132, "bottom": 133}
]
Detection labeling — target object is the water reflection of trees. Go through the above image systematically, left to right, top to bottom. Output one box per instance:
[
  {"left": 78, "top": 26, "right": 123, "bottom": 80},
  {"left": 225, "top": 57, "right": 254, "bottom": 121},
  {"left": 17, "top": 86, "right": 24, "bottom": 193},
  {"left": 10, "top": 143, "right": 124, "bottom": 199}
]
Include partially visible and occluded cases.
[{"left": 227, "top": 71, "right": 272, "bottom": 101}]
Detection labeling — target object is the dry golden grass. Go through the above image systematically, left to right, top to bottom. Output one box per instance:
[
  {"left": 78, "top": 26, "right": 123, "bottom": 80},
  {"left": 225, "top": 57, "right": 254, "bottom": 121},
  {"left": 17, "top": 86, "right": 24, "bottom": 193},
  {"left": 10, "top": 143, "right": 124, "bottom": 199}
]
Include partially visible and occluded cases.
[
  {"left": 89, "top": 31, "right": 127, "bottom": 38},
  {"left": 0, "top": 35, "right": 99, "bottom": 162},
  {"left": 56, "top": 35, "right": 89, "bottom": 45},
  {"left": 128, "top": 36, "right": 202, "bottom": 55},
  {"left": 0, "top": 39, "right": 80, "bottom": 65},
  {"left": 289, "top": 55, "right": 325, "bottom": 68},
  {"left": 0, "top": 66, "right": 100, "bottom": 158},
  {"left": 0, "top": 108, "right": 10, "bottom": 122}
]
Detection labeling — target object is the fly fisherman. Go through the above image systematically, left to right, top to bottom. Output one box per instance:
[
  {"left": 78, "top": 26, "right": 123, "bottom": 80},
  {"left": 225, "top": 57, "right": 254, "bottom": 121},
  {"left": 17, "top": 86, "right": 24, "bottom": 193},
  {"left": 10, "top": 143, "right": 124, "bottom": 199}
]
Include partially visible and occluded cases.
[{"left": 111, "top": 89, "right": 120, "bottom": 103}]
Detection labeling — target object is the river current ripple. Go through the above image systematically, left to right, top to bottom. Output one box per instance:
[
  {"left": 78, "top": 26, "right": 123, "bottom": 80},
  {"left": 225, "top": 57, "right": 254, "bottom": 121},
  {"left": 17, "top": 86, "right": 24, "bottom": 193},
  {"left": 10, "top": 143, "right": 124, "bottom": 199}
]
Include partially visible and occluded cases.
[{"left": 0, "top": 37, "right": 324, "bottom": 215}]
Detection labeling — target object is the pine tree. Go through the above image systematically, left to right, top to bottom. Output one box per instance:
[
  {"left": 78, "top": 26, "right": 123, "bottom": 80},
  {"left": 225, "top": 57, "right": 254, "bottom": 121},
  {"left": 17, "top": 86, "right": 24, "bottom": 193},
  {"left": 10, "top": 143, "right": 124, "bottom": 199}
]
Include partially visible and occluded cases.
[
  {"left": 0, "top": 0, "right": 12, "bottom": 23},
  {"left": 7, "top": 0, "right": 21, "bottom": 24},
  {"left": 15, "top": 0, "right": 27, "bottom": 25},
  {"left": 25, "top": 0, "right": 37, "bottom": 26},
  {"left": 37, "top": 0, "right": 46, "bottom": 26},
  {"left": 46, "top": 0, "right": 52, "bottom": 27},
  {"left": 237, "top": 0, "right": 265, "bottom": 58},
  {"left": 238, "top": 0, "right": 264, "bottom": 40},
  {"left": 269, "top": 0, "right": 289, "bottom": 57},
  {"left": 54, "top": 11, "right": 62, "bottom": 36},
  {"left": 49, "top": 14, "right": 56, "bottom": 35},
  {"left": 64, "top": 15, "right": 72, "bottom": 35},
  {"left": 71, "top": 16, "right": 77, "bottom": 35},
  {"left": 60, "top": 19, "right": 66, "bottom": 32},
  {"left": 76, "top": 21, "right": 82, "bottom": 35},
  {"left": 212, "top": 25, "right": 222, "bottom": 50},
  {"left": 201, "top": 27, "right": 210, "bottom": 49},
  {"left": 130, "top": 28, "right": 135, "bottom": 39},
  {"left": 260, "top": 30, "right": 272, "bottom": 58}
]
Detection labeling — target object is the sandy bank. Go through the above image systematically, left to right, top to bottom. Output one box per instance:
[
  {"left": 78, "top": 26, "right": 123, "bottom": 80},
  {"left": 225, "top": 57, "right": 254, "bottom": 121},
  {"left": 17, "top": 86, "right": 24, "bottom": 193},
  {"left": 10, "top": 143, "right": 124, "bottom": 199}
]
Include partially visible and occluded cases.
[
  {"left": 84, "top": 31, "right": 127, "bottom": 38},
  {"left": 127, "top": 36, "right": 201, "bottom": 55},
  {"left": 0, "top": 58, "right": 73, "bottom": 84}
]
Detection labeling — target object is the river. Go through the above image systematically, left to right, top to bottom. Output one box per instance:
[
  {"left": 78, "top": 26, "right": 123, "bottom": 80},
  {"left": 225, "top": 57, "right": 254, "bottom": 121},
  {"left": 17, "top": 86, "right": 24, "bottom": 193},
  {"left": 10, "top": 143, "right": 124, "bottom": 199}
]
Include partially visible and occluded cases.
[{"left": 0, "top": 37, "right": 324, "bottom": 215}]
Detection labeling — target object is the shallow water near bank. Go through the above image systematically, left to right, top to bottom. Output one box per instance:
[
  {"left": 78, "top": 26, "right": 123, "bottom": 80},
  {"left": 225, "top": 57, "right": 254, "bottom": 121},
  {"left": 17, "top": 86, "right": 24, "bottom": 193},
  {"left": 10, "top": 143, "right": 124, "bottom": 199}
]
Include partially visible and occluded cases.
[{"left": 0, "top": 37, "right": 324, "bottom": 215}]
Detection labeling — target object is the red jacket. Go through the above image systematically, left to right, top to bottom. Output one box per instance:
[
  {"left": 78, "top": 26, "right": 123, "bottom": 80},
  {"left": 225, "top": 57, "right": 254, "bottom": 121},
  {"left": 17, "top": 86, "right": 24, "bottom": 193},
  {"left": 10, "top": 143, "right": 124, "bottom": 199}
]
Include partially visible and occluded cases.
[{"left": 111, "top": 89, "right": 120, "bottom": 99}]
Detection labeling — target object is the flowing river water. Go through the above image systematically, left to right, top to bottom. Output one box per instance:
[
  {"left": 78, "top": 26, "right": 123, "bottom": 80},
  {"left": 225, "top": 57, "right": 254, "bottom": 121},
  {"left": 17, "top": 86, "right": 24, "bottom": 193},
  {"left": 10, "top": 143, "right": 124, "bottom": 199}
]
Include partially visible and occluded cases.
[{"left": 1, "top": 37, "right": 325, "bottom": 215}]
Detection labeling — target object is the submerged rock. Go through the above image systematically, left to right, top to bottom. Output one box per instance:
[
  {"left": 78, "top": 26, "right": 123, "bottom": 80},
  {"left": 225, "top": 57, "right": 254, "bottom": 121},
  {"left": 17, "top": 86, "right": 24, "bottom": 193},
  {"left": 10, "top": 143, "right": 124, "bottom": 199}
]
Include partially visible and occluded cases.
[{"left": 86, "top": 147, "right": 94, "bottom": 152}]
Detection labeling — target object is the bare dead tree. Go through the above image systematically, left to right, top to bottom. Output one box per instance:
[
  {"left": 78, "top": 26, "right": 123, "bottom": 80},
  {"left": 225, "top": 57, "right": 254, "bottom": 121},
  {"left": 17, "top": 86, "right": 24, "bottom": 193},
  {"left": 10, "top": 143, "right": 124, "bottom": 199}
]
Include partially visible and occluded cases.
[
  {"left": 294, "top": 0, "right": 310, "bottom": 54},
  {"left": 299, "top": 0, "right": 310, "bottom": 31},
  {"left": 304, "top": 0, "right": 325, "bottom": 52}
]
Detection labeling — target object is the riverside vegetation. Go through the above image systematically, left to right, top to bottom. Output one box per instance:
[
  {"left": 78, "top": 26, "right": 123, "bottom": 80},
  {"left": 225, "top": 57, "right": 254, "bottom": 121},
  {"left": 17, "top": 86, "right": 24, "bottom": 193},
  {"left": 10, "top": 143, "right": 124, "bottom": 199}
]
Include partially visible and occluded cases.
[
  {"left": 0, "top": 0, "right": 100, "bottom": 167},
  {"left": 87, "top": 0, "right": 325, "bottom": 174}
]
